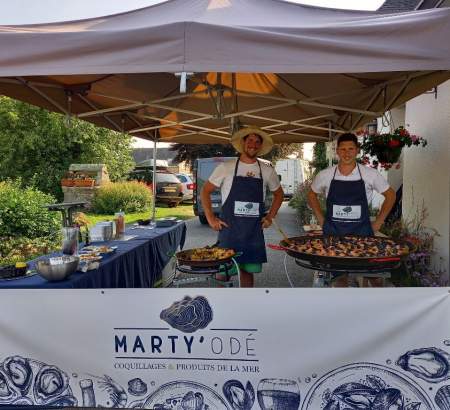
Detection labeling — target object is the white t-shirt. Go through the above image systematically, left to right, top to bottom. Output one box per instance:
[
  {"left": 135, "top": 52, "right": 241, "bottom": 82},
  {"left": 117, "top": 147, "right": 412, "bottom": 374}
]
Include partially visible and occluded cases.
[
  {"left": 209, "top": 159, "right": 281, "bottom": 204},
  {"left": 311, "top": 164, "right": 390, "bottom": 203}
]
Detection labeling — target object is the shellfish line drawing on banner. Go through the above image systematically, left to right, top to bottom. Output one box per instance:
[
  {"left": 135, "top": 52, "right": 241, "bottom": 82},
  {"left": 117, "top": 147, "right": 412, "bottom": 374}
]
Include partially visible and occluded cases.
[
  {"left": 160, "top": 296, "right": 214, "bottom": 333},
  {"left": 301, "top": 362, "right": 434, "bottom": 410}
]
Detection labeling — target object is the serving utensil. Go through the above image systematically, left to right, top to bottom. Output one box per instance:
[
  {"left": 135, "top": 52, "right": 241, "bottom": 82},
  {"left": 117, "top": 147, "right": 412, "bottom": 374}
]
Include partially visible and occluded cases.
[{"left": 271, "top": 218, "right": 293, "bottom": 245}]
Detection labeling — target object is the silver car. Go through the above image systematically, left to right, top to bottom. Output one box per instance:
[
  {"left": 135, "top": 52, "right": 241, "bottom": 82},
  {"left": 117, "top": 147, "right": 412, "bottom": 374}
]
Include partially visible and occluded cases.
[{"left": 176, "top": 173, "right": 194, "bottom": 202}]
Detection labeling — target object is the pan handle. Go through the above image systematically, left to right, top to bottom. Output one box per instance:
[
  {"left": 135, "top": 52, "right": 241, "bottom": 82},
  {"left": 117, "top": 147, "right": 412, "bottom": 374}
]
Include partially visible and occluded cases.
[
  {"left": 267, "top": 243, "right": 287, "bottom": 251},
  {"left": 369, "top": 257, "right": 401, "bottom": 263}
]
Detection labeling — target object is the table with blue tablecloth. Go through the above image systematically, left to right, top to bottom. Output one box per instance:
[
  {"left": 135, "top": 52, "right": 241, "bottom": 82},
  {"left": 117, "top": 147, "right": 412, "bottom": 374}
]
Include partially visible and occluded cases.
[{"left": 0, "top": 222, "right": 186, "bottom": 289}]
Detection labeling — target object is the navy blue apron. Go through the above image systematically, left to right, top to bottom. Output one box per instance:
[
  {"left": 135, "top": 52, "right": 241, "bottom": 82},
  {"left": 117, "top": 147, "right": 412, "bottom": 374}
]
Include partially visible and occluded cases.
[
  {"left": 218, "top": 159, "right": 267, "bottom": 264},
  {"left": 323, "top": 164, "right": 374, "bottom": 236}
]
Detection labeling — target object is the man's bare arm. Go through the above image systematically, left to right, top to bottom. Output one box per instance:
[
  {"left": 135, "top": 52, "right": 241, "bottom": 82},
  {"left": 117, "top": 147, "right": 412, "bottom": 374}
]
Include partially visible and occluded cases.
[
  {"left": 200, "top": 181, "right": 229, "bottom": 231},
  {"left": 262, "top": 186, "right": 284, "bottom": 228},
  {"left": 372, "top": 187, "right": 396, "bottom": 232},
  {"left": 307, "top": 189, "right": 325, "bottom": 227}
]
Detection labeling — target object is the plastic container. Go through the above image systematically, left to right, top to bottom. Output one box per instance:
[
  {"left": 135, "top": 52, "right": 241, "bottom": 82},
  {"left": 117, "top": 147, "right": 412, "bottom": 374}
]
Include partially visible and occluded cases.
[
  {"left": 114, "top": 211, "right": 125, "bottom": 235},
  {"left": 62, "top": 227, "right": 79, "bottom": 255}
]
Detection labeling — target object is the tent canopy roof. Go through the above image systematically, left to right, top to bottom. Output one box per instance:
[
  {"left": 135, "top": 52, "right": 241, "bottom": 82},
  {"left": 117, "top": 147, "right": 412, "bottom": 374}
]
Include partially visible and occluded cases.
[
  {"left": 0, "top": 0, "right": 449, "bottom": 144},
  {"left": 1, "top": 0, "right": 450, "bottom": 75}
]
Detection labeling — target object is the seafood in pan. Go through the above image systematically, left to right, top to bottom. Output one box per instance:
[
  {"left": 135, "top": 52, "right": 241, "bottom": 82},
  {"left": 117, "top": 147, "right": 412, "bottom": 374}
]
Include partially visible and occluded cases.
[
  {"left": 286, "top": 235, "right": 409, "bottom": 258},
  {"left": 181, "top": 247, "right": 235, "bottom": 261}
]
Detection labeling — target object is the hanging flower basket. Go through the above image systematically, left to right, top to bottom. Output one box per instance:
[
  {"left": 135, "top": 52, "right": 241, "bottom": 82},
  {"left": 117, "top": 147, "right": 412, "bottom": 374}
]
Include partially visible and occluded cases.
[{"left": 360, "top": 126, "right": 427, "bottom": 170}]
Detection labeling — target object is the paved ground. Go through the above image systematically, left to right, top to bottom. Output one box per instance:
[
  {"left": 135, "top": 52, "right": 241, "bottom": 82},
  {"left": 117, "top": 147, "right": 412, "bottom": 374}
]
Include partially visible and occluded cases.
[{"left": 181, "top": 201, "right": 313, "bottom": 288}]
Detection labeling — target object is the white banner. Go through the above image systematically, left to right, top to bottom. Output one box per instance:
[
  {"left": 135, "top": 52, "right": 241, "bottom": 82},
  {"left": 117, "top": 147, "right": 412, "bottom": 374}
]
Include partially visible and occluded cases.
[{"left": 0, "top": 288, "right": 449, "bottom": 409}]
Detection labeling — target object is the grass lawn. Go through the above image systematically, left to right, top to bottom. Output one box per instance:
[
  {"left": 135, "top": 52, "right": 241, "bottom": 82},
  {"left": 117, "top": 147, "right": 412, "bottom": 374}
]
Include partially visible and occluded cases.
[{"left": 85, "top": 204, "right": 195, "bottom": 227}]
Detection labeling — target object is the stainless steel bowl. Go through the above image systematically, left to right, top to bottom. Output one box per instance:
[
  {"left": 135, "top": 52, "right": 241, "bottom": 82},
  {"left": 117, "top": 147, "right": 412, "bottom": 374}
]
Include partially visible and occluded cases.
[{"left": 36, "top": 256, "right": 80, "bottom": 281}]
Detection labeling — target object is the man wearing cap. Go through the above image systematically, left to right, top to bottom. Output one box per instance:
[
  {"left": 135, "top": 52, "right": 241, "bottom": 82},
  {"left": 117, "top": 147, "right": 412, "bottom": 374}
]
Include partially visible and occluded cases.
[{"left": 201, "top": 127, "right": 284, "bottom": 287}]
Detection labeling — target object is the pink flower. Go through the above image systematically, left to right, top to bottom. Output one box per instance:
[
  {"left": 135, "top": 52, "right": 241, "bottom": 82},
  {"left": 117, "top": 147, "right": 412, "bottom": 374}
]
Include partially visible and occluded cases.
[
  {"left": 411, "top": 134, "right": 418, "bottom": 143},
  {"left": 395, "top": 163, "right": 401, "bottom": 169}
]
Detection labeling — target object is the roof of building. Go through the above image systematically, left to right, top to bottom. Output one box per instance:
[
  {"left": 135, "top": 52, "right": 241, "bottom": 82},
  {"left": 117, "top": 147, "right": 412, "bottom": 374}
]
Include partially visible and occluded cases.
[{"left": 377, "top": 0, "right": 445, "bottom": 12}]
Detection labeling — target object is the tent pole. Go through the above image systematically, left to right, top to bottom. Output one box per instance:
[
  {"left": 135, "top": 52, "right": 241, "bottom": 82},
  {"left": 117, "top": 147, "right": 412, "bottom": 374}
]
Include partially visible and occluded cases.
[{"left": 152, "top": 130, "right": 157, "bottom": 222}]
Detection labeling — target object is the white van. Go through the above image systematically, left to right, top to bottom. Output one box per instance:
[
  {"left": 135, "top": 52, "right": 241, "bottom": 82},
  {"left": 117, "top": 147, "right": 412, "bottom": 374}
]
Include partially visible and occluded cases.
[{"left": 275, "top": 159, "right": 303, "bottom": 198}]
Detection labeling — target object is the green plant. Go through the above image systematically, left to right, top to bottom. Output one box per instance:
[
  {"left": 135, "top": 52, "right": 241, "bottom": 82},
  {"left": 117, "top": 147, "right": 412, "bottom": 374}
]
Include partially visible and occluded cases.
[
  {"left": 0, "top": 96, "right": 134, "bottom": 200},
  {"left": 360, "top": 126, "right": 427, "bottom": 170},
  {"left": 310, "top": 142, "right": 329, "bottom": 175},
  {"left": 289, "top": 179, "right": 325, "bottom": 225},
  {"left": 0, "top": 180, "right": 60, "bottom": 239},
  {"left": 92, "top": 181, "right": 153, "bottom": 214},
  {"left": 382, "top": 200, "right": 447, "bottom": 287},
  {"left": 0, "top": 236, "right": 60, "bottom": 266}
]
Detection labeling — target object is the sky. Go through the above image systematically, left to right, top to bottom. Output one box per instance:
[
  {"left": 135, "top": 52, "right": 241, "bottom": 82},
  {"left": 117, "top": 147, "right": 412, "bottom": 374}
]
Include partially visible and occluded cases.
[
  {"left": 0, "top": 0, "right": 384, "bottom": 148},
  {"left": 1, "top": 0, "right": 385, "bottom": 24}
]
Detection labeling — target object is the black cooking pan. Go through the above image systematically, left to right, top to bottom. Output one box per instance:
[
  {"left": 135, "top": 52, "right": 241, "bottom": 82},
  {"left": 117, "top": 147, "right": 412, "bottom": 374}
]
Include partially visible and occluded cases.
[
  {"left": 271, "top": 235, "right": 411, "bottom": 270},
  {"left": 176, "top": 247, "right": 236, "bottom": 268}
]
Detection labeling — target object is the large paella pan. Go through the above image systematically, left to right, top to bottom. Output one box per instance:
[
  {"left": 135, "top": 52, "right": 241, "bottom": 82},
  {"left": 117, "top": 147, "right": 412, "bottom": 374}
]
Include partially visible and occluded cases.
[{"left": 276, "top": 235, "right": 411, "bottom": 271}]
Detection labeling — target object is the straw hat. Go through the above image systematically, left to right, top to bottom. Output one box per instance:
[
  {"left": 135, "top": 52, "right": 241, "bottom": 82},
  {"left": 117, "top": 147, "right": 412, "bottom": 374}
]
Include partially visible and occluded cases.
[{"left": 231, "top": 126, "right": 274, "bottom": 156}]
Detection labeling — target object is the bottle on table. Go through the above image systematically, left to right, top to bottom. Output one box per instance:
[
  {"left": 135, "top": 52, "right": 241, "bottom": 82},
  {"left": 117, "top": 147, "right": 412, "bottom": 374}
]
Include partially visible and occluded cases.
[{"left": 114, "top": 211, "right": 125, "bottom": 237}]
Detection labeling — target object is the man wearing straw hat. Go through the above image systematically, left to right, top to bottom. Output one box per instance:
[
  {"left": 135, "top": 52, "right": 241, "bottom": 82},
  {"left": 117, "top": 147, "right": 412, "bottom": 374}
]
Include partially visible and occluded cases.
[{"left": 201, "top": 126, "right": 284, "bottom": 287}]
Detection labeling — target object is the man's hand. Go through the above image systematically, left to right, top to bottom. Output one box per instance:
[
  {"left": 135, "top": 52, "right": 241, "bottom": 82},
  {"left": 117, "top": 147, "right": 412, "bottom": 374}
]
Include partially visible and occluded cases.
[
  {"left": 317, "top": 214, "right": 325, "bottom": 228},
  {"left": 207, "top": 215, "right": 229, "bottom": 231},
  {"left": 261, "top": 215, "right": 273, "bottom": 229},
  {"left": 372, "top": 220, "right": 383, "bottom": 233}
]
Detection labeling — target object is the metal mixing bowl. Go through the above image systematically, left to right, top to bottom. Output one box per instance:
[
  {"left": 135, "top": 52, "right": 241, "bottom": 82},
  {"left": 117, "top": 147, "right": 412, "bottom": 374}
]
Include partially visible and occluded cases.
[{"left": 36, "top": 255, "right": 80, "bottom": 281}]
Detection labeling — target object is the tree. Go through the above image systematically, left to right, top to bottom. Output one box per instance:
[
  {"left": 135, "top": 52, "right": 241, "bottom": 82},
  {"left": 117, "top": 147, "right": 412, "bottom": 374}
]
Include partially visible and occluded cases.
[
  {"left": 0, "top": 97, "right": 135, "bottom": 199},
  {"left": 170, "top": 142, "right": 303, "bottom": 166},
  {"left": 310, "top": 142, "right": 329, "bottom": 175},
  {"left": 262, "top": 143, "right": 303, "bottom": 163},
  {"left": 170, "top": 144, "right": 237, "bottom": 166}
]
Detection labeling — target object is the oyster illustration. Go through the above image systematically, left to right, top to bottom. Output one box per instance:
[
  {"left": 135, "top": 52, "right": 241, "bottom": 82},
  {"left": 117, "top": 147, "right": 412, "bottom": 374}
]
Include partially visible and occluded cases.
[
  {"left": 244, "top": 203, "right": 254, "bottom": 210},
  {"left": 342, "top": 206, "right": 353, "bottom": 214},
  {"left": 160, "top": 296, "right": 213, "bottom": 333},
  {"left": 396, "top": 347, "right": 450, "bottom": 383},
  {"left": 3, "top": 355, "right": 33, "bottom": 394},
  {"left": 33, "top": 364, "right": 70, "bottom": 404},
  {"left": 0, "top": 369, "right": 19, "bottom": 404},
  {"left": 128, "top": 377, "right": 148, "bottom": 396},
  {"left": 223, "top": 380, "right": 255, "bottom": 410},
  {"left": 435, "top": 385, "right": 450, "bottom": 410},
  {"left": 181, "top": 391, "right": 205, "bottom": 410},
  {"left": 46, "top": 395, "right": 78, "bottom": 407},
  {"left": 12, "top": 397, "right": 33, "bottom": 405}
]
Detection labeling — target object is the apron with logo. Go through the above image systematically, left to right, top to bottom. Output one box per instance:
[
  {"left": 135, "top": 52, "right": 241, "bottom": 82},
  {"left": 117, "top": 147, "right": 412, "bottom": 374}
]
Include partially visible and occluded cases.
[
  {"left": 218, "top": 159, "right": 267, "bottom": 264},
  {"left": 323, "top": 164, "right": 374, "bottom": 236}
]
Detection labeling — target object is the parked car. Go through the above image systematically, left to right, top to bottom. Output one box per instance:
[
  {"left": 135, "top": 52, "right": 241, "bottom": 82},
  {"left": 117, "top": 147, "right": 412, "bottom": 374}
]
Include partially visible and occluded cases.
[
  {"left": 193, "top": 157, "right": 273, "bottom": 224},
  {"left": 128, "top": 169, "right": 183, "bottom": 207},
  {"left": 176, "top": 173, "right": 195, "bottom": 202}
]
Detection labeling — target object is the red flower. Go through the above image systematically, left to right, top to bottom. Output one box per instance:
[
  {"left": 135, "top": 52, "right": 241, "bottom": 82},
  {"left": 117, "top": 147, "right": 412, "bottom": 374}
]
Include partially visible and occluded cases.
[{"left": 388, "top": 139, "right": 401, "bottom": 148}]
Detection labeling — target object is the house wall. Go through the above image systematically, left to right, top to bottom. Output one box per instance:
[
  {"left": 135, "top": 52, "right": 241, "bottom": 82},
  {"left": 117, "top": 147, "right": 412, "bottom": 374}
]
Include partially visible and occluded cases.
[{"left": 403, "top": 80, "right": 450, "bottom": 278}]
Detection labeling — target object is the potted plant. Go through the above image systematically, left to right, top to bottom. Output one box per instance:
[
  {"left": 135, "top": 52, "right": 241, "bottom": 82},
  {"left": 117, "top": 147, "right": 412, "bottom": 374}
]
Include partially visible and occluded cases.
[
  {"left": 360, "top": 126, "right": 427, "bottom": 170},
  {"left": 61, "top": 171, "right": 75, "bottom": 187},
  {"left": 73, "top": 172, "right": 95, "bottom": 187}
]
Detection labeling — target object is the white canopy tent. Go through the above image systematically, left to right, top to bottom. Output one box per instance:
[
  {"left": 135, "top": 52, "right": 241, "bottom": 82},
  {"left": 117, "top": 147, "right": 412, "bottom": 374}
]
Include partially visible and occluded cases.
[{"left": 0, "top": 0, "right": 449, "bottom": 145}]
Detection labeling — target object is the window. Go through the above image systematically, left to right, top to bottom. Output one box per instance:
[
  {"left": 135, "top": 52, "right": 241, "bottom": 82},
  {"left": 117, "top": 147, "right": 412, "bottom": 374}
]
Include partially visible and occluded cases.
[{"left": 156, "top": 173, "right": 181, "bottom": 183}]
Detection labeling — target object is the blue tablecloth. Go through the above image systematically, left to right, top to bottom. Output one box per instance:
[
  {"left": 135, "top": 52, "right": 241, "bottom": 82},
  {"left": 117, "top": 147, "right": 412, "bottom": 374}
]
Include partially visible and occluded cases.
[{"left": 0, "top": 222, "right": 186, "bottom": 289}]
